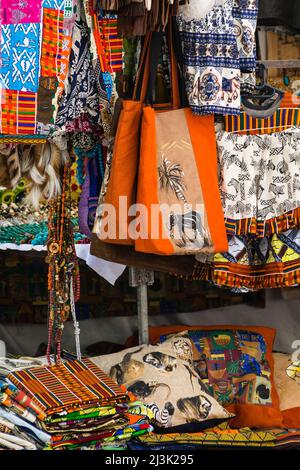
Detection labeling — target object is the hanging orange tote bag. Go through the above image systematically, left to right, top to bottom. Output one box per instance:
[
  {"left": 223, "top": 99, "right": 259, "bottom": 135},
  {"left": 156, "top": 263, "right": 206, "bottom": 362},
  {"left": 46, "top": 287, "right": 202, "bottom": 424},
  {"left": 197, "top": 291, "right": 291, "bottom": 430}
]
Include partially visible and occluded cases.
[
  {"left": 134, "top": 25, "right": 228, "bottom": 256},
  {"left": 94, "top": 33, "right": 152, "bottom": 245}
]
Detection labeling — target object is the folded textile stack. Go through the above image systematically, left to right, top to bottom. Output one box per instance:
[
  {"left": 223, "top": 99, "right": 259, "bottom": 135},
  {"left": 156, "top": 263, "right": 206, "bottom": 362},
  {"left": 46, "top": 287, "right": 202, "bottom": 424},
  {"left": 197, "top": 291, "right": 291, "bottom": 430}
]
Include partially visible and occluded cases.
[{"left": 0, "top": 358, "right": 153, "bottom": 450}]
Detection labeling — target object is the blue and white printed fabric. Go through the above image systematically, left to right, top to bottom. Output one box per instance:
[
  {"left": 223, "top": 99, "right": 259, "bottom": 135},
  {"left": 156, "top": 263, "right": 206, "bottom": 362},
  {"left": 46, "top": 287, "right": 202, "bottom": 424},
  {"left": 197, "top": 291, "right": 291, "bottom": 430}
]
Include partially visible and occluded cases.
[{"left": 178, "top": 0, "right": 259, "bottom": 116}]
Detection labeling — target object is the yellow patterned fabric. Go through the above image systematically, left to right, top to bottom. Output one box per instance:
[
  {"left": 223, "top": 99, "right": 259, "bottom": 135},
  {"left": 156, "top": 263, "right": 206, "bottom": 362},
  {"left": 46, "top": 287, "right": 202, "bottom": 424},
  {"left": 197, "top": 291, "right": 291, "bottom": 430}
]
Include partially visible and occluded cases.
[{"left": 136, "top": 427, "right": 276, "bottom": 447}]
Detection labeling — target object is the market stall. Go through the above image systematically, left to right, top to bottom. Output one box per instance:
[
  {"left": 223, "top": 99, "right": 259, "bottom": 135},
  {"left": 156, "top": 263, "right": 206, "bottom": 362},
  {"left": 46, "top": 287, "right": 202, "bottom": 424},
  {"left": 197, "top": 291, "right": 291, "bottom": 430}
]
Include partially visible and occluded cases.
[{"left": 0, "top": 0, "right": 300, "bottom": 452}]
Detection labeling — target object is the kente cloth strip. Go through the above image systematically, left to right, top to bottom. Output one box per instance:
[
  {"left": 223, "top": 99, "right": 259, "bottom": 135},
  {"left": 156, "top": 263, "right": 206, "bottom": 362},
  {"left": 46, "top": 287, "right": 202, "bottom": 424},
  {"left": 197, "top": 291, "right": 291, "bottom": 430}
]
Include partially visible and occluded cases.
[
  {"left": 98, "top": 16, "right": 123, "bottom": 73},
  {"left": 225, "top": 108, "right": 300, "bottom": 135},
  {"left": 225, "top": 208, "right": 300, "bottom": 238},
  {"left": 213, "top": 229, "right": 300, "bottom": 290},
  {"left": 8, "top": 358, "right": 129, "bottom": 416}
]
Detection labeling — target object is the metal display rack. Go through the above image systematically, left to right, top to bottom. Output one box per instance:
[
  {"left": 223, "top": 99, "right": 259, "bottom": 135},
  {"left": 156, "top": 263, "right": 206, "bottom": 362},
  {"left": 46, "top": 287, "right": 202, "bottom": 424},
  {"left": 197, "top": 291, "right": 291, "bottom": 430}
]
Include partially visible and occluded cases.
[{"left": 129, "top": 267, "right": 154, "bottom": 345}]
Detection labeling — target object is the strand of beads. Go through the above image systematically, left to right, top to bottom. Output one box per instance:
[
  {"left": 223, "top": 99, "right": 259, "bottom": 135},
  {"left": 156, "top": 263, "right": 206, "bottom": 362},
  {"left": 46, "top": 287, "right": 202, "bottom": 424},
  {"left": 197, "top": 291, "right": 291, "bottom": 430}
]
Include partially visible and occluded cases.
[{"left": 46, "top": 164, "right": 80, "bottom": 365}]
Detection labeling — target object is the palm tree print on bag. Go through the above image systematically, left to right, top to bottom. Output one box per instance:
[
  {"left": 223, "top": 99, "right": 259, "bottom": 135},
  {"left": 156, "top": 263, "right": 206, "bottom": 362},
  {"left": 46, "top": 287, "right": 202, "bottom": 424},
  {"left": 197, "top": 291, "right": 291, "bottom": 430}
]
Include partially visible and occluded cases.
[{"left": 158, "top": 156, "right": 187, "bottom": 204}]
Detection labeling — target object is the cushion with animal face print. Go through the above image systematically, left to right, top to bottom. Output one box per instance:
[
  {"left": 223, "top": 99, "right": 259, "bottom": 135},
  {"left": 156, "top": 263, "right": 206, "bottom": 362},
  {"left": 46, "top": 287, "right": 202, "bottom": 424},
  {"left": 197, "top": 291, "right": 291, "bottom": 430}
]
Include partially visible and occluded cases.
[
  {"left": 147, "top": 325, "right": 283, "bottom": 429},
  {"left": 91, "top": 342, "right": 234, "bottom": 431}
]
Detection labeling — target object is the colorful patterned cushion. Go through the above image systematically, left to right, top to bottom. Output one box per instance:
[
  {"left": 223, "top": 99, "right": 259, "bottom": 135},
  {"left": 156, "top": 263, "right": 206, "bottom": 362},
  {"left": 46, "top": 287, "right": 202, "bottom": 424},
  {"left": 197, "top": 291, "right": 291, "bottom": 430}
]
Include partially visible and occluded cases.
[
  {"left": 148, "top": 325, "right": 283, "bottom": 429},
  {"left": 91, "top": 341, "right": 234, "bottom": 432}
]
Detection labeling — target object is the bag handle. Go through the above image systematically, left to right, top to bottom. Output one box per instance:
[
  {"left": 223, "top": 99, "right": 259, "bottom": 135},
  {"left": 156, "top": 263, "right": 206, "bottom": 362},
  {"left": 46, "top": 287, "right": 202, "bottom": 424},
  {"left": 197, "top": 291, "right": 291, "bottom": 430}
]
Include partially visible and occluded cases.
[
  {"left": 132, "top": 19, "right": 185, "bottom": 108},
  {"left": 145, "top": 20, "right": 182, "bottom": 108},
  {"left": 133, "top": 32, "right": 152, "bottom": 102}
]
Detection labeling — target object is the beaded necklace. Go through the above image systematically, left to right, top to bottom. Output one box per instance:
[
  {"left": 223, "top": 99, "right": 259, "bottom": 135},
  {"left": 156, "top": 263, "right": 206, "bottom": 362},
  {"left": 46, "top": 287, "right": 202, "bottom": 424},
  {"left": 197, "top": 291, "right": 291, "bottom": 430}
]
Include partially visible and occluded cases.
[{"left": 46, "top": 165, "right": 80, "bottom": 365}]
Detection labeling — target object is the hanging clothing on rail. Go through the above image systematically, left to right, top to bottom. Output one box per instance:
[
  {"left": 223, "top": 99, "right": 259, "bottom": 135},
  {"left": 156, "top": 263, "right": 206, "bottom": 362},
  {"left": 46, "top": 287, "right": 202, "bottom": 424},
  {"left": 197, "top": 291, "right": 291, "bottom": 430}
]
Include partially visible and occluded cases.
[
  {"left": 177, "top": 0, "right": 258, "bottom": 116},
  {"left": 217, "top": 128, "right": 300, "bottom": 222}
]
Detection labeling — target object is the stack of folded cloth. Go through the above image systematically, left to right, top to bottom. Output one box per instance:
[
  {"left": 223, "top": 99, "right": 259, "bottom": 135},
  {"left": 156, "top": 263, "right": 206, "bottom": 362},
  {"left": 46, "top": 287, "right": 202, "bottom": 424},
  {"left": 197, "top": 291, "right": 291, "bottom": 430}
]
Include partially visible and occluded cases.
[{"left": 0, "top": 358, "right": 153, "bottom": 450}]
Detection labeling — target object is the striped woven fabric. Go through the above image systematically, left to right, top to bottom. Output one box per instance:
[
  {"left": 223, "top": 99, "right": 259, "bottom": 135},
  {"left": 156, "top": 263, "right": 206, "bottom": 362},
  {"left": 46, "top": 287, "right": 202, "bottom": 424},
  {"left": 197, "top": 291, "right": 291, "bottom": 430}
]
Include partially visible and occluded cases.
[
  {"left": 40, "top": 8, "right": 65, "bottom": 77},
  {"left": 98, "top": 17, "right": 123, "bottom": 73},
  {"left": 0, "top": 90, "right": 37, "bottom": 135},
  {"left": 224, "top": 107, "right": 300, "bottom": 135},
  {"left": 0, "top": 135, "right": 47, "bottom": 143},
  {"left": 225, "top": 208, "right": 300, "bottom": 237},
  {"left": 213, "top": 229, "right": 300, "bottom": 290},
  {"left": 213, "top": 259, "right": 300, "bottom": 290},
  {"left": 8, "top": 359, "right": 128, "bottom": 417}
]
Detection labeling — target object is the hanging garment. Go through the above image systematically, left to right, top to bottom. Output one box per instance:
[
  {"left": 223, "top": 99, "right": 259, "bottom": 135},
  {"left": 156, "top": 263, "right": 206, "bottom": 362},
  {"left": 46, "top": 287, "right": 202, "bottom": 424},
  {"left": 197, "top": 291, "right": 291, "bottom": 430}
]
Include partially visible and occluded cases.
[
  {"left": 0, "top": 0, "right": 75, "bottom": 137},
  {"left": 177, "top": 0, "right": 241, "bottom": 115},
  {"left": 177, "top": 0, "right": 258, "bottom": 115},
  {"left": 55, "top": 1, "right": 101, "bottom": 130},
  {"left": 221, "top": 93, "right": 300, "bottom": 238},
  {"left": 217, "top": 128, "right": 300, "bottom": 222},
  {"left": 213, "top": 229, "right": 300, "bottom": 290}
]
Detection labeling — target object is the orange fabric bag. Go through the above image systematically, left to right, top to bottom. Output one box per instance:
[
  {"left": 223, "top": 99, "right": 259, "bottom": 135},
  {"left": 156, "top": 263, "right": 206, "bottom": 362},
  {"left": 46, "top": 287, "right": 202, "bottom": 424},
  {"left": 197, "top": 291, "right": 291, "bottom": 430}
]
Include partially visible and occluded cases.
[
  {"left": 135, "top": 30, "right": 227, "bottom": 255},
  {"left": 94, "top": 34, "right": 152, "bottom": 245}
]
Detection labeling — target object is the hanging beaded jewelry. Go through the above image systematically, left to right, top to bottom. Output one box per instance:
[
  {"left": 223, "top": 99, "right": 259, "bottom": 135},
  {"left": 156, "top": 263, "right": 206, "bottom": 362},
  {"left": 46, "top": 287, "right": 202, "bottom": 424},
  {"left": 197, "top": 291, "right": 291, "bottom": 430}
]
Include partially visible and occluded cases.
[{"left": 46, "top": 164, "right": 80, "bottom": 365}]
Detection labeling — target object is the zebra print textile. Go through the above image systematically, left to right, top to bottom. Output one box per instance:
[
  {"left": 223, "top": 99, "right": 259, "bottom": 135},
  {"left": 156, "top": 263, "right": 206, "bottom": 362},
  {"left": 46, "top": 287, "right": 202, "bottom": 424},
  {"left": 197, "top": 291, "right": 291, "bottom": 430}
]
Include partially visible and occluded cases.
[{"left": 217, "top": 127, "right": 300, "bottom": 222}]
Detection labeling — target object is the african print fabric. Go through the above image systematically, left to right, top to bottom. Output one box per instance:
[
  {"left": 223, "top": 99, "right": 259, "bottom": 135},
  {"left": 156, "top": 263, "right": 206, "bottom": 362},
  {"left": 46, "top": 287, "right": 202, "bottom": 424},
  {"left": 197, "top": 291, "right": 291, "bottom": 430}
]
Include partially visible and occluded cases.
[
  {"left": 0, "top": 0, "right": 75, "bottom": 136},
  {"left": 177, "top": 0, "right": 258, "bottom": 115},
  {"left": 178, "top": 0, "right": 240, "bottom": 116},
  {"left": 55, "top": 2, "right": 101, "bottom": 129},
  {"left": 98, "top": 16, "right": 123, "bottom": 73},
  {"left": 225, "top": 108, "right": 300, "bottom": 135},
  {"left": 217, "top": 128, "right": 300, "bottom": 221},
  {"left": 225, "top": 208, "right": 300, "bottom": 238},
  {"left": 213, "top": 229, "right": 300, "bottom": 289},
  {"left": 8, "top": 358, "right": 128, "bottom": 416},
  {"left": 133, "top": 427, "right": 276, "bottom": 448}
]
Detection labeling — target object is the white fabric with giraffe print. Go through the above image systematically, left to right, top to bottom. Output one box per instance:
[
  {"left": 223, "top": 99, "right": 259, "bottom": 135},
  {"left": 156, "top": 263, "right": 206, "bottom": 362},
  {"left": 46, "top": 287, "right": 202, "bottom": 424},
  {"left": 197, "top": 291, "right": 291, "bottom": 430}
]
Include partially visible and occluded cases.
[{"left": 217, "top": 127, "right": 300, "bottom": 220}]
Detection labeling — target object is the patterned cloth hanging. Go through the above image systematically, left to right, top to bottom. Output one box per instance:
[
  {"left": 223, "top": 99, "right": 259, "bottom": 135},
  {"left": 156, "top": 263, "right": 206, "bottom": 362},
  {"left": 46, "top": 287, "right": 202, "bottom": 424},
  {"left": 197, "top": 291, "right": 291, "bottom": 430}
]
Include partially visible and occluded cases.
[
  {"left": 0, "top": 0, "right": 75, "bottom": 138},
  {"left": 177, "top": 0, "right": 259, "bottom": 115}
]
